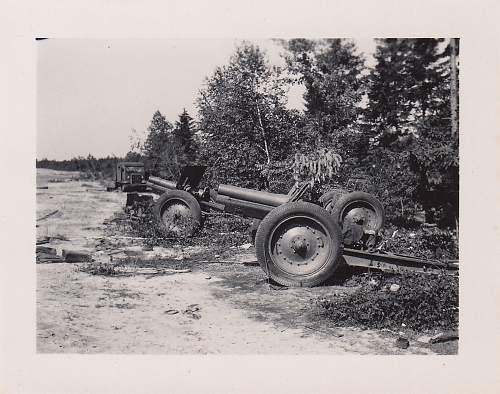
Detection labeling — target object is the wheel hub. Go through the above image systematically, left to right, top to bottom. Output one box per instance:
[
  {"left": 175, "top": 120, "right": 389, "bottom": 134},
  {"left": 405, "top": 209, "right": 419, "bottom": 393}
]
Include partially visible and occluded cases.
[
  {"left": 161, "top": 201, "right": 193, "bottom": 236},
  {"left": 341, "top": 203, "right": 379, "bottom": 246},
  {"left": 270, "top": 216, "right": 332, "bottom": 276},
  {"left": 290, "top": 235, "right": 308, "bottom": 255}
]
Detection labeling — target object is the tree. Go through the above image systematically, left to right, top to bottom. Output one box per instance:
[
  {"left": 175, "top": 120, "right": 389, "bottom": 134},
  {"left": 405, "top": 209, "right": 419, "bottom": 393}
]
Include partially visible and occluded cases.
[
  {"left": 365, "top": 38, "right": 447, "bottom": 143},
  {"left": 280, "top": 39, "right": 368, "bottom": 193},
  {"left": 282, "top": 39, "right": 366, "bottom": 146},
  {"left": 362, "top": 39, "right": 459, "bottom": 226},
  {"left": 409, "top": 40, "right": 459, "bottom": 226},
  {"left": 197, "top": 42, "right": 298, "bottom": 190},
  {"left": 173, "top": 108, "right": 198, "bottom": 163},
  {"left": 142, "top": 110, "right": 178, "bottom": 178}
]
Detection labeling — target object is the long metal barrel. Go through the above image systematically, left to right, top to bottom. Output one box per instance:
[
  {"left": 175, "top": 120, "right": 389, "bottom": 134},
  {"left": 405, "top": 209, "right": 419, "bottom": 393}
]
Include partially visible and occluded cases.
[
  {"left": 148, "top": 176, "right": 177, "bottom": 190},
  {"left": 146, "top": 181, "right": 167, "bottom": 194},
  {"left": 217, "top": 184, "right": 289, "bottom": 207},
  {"left": 216, "top": 195, "right": 274, "bottom": 219}
]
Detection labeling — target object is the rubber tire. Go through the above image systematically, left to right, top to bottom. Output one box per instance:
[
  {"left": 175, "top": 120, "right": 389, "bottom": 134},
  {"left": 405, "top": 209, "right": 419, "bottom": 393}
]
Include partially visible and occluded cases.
[
  {"left": 252, "top": 188, "right": 344, "bottom": 244},
  {"left": 319, "top": 188, "right": 346, "bottom": 213},
  {"left": 153, "top": 190, "right": 202, "bottom": 237},
  {"left": 331, "top": 191, "right": 385, "bottom": 235},
  {"left": 255, "top": 202, "right": 344, "bottom": 287}
]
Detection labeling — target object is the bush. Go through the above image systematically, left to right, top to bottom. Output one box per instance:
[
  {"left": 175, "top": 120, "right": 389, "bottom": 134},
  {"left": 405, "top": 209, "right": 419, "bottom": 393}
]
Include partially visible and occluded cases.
[
  {"left": 382, "top": 226, "right": 458, "bottom": 260},
  {"left": 317, "top": 271, "right": 458, "bottom": 332}
]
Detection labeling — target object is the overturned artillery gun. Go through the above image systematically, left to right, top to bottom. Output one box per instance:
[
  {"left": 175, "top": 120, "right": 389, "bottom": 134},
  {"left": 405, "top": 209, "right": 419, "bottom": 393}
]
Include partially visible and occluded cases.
[{"left": 145, "top": 166, "right": 458, "bottom": 287}]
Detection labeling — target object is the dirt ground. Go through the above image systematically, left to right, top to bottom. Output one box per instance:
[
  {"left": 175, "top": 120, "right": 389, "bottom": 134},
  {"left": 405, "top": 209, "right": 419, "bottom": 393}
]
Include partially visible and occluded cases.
[{"left": 36, "top": 168, "right": 449, "bottom": 355}]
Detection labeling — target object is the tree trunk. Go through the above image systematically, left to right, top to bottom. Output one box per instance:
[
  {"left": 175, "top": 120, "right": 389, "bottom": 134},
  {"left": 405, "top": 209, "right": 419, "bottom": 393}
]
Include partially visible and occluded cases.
[
  {"left": 450, "top": 38, "right": 459, "bottom": 137},
  {"left": 256, "top": 103, "right": 271, "bottom": 165}
]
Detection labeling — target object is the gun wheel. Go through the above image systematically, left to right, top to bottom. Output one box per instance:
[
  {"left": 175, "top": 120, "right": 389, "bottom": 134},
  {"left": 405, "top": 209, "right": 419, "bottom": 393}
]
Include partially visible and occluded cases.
[
  {"left": 319, "top": 188, "right": 346, "bottom": 213},
  {"left": 153, "top": 190, "right": 201, "bottom": 237},
  {"left": 331, "top": 192, "right": 385, "bottom": 246},
  {"left": 255, "top": 202, "right": 343, "bottom": 287}
]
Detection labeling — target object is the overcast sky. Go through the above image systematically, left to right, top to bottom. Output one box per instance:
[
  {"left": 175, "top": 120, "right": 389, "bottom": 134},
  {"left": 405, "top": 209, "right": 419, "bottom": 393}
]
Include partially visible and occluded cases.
[{"left": 37, "top": 38, "right": 376, "bottom": 160}]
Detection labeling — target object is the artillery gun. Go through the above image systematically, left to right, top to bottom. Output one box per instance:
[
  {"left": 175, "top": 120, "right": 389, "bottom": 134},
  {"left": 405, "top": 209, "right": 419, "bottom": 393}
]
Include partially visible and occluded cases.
[{"left": 143, "top": 165, "right": 457, "bottom": 287}]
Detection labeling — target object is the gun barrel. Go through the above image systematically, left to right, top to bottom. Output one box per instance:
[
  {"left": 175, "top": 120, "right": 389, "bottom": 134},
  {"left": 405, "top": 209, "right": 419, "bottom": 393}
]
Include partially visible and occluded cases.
[
  {"left": 148, "top": 176, "right": 177, "bottom": 190},
  {"left": 146, "top": 181, "right": 167, "bottom": 193},
  {"left": 217, "top": 184, "right": 288, "bottom": 207},
  {"left": 216, "top": 195, "right": 274, "bottom": 219}
]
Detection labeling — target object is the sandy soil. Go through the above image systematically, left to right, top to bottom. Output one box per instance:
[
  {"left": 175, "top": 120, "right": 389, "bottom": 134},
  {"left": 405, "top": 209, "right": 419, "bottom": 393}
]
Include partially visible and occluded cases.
[{"left": 36, "top": 168, "right": 443, "bottom": 355}]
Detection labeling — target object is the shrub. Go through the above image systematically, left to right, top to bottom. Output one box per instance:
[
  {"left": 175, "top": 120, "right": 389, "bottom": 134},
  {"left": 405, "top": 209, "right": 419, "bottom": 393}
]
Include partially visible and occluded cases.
[
  {"left": 382, "top": 227, "right": 458, "bottom": 260},
  {"left": 317, "top": 271, "right": 458, "bottom": 332}
]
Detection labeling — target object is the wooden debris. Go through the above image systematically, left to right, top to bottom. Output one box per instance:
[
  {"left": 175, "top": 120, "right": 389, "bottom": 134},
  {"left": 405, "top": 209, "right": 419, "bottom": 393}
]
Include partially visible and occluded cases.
[
  {"left": 36, "top": 210, "right": 59, "bottom": 222},
  {"left": 50, "top": 234, "right": 70, "bottom": 241},
  {"left": 36, "top": 246, "right": 57, "bottom": 255},
  {"left": 62, "top": 250, "right": 92, "bottom": 263},
  {"left": 123, "top": 250, "right": 144, "bottom": 257},
  {"left": 36, "top": 253, "right": 64, "bottom": 264},
  {"left": 243, "top": 261, "right": 259, "bottom": 266},
  {"left": 303, "top": 325, "right": 344, "bottom": 338},
  {"left": 430, "top": 331, "right": 458, "bottom": 344}
]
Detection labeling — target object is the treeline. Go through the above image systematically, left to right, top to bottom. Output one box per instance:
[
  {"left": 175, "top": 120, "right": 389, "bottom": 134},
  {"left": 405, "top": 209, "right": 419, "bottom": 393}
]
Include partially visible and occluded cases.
[
  {"left": 40, "top": 38, "right": 459, "bottom": 229},
  {"left": 131, "top": 38, "right": 458, "bottom": 228},
  {"left": 36, "top": 155, "right": 120, "bottom": 179}
]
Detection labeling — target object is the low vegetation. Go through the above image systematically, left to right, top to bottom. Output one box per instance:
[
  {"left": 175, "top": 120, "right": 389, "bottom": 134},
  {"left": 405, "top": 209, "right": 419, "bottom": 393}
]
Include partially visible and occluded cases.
[
  {"left": 121, "top": 199, "right": 250, "bottom": 249},
  {"left": 317, "top": 271, "right": 458, "bottom": 332}
]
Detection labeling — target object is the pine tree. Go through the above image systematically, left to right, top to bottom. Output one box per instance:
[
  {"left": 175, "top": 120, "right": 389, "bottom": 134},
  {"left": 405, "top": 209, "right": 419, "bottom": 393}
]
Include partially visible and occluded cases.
[
  {"left": 362, "top": 38, "right": 459, "bottom": 225},
  {"left": 366, "top": 38, "right": 446, "bottom": 143},
  {"left": 283, "top": 39, "right": 365, "bottom": 143},
  {"left": 365, "top": 39, "right": 411, "bottom": 136},
  {"left": 173, "top": 109, "right": 198, "bottom": 162},
  {"left": 142, "top": 110, "right": 177, "bottom": 178}
]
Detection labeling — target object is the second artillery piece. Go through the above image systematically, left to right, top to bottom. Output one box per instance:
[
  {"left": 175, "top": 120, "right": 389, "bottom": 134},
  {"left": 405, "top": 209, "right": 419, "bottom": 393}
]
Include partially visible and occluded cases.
[{"left": 144, "top": 165, "right": 457, "bottom": 287}]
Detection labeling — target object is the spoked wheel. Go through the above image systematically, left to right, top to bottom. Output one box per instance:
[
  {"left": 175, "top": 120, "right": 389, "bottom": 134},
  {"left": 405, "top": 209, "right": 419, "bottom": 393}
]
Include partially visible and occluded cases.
[
  {"left": 153, "top": 190, "right": 201, "bottom": 237},
  {"left": 331, "top": 191, "right": 385, "bottom": 246},
  {"left": 255, "top": 202, "right": 343, "bottom": 287}
]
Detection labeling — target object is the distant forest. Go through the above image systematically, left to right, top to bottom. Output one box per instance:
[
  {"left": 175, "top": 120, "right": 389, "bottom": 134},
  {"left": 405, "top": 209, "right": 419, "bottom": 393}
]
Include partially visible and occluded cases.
[{"left": 36, "top": 155, "right": 121, "bottom": 179}]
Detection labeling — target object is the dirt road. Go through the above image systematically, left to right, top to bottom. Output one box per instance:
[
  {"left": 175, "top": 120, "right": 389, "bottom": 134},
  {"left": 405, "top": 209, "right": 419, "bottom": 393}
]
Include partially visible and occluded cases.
[{"left": 36, "top": 168, "right": 437, "bottom": 354}]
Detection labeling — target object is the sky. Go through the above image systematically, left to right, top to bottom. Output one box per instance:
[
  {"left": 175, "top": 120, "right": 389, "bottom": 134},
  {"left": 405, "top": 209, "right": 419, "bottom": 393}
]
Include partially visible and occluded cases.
[{"left": 37, "top": 38, "right": 376, "bottom": 160}]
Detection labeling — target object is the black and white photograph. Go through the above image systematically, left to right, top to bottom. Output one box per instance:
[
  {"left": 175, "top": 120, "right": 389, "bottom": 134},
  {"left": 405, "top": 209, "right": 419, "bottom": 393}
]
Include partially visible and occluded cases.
[
  {"left": 2, "top": 1, "right": 500, "bottom": 392},
  {"left": 35, "top": 38, "right": 459, "bottom": 355}
]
